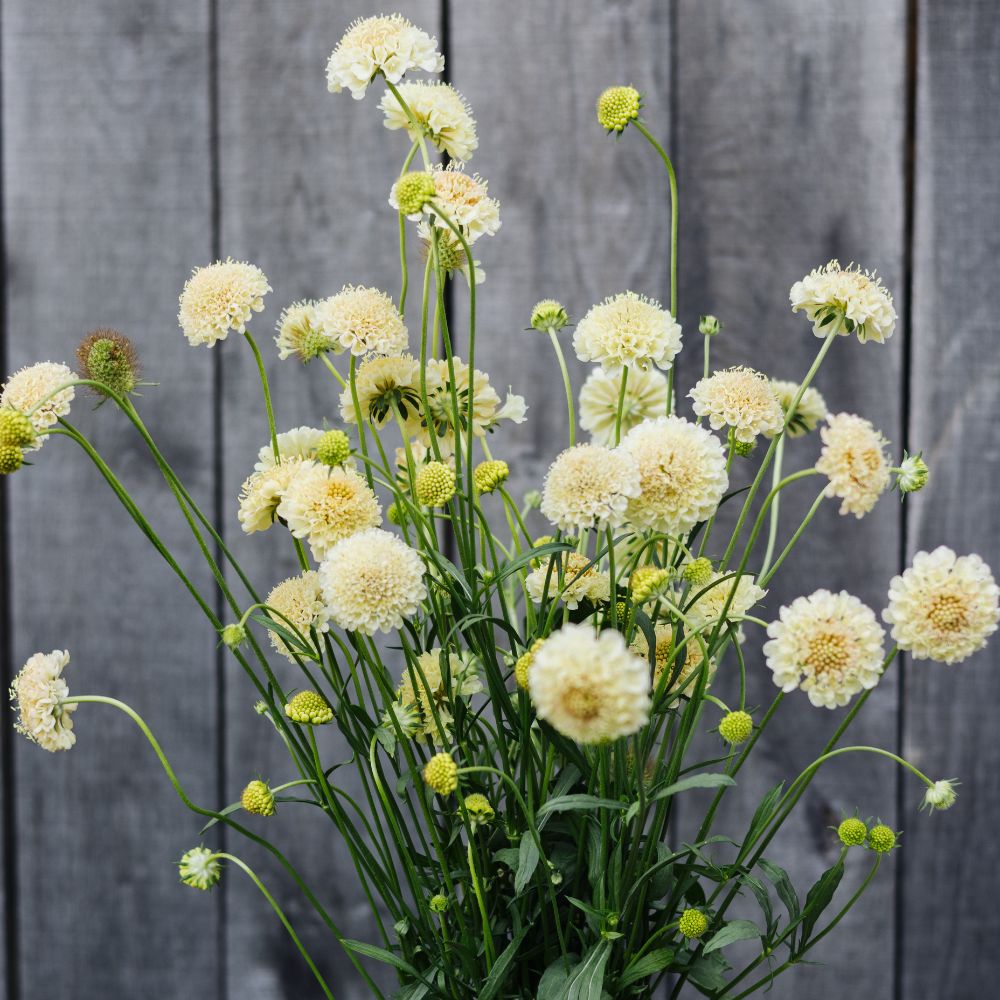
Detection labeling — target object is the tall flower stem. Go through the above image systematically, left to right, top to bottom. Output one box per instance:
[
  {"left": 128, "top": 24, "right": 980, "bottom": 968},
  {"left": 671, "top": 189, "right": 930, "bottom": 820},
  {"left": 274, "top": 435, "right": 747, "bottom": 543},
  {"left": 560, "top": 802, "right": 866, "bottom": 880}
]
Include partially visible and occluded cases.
[
  {"left": 547, "top": 328, "right": 576, "bottom": 447},
  {"left": 243, "top": 330, "right": 280, "bottom": 463}
]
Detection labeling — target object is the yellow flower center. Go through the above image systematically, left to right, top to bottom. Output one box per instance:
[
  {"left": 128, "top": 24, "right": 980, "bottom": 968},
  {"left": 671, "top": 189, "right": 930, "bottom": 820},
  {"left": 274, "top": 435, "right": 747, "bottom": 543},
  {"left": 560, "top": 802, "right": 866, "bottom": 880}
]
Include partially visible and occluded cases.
[
  {"left": 927, "top": 593, "right": 968, "bottom": 634},
  {"left": 805, "top": 631, "right": 850, "bottom": 676},
  {"left": 564, "top": 685, "right": 601, "bottom": 721}
]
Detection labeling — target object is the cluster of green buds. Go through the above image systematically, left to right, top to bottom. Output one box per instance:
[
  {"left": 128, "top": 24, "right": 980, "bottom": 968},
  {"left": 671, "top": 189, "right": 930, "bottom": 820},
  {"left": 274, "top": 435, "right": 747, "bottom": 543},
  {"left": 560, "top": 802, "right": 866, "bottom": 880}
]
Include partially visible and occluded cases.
[
  {"left": 394, "top": 170, "right": 437, "bottom": 217},
  {"left": 0, "top": 408, "right": 36, "bottom": 475},
  {"left": 315, "top": 428, "right": 352, "bottom": 467},
  {"left": 414, "top": 460, "right": 456, "bottom": 507},
  {"left": 284, "top": 690, "right": 334, "bottom": 726},
  {"left": 837, "top": 815, "right": 900, "bottom": 853}
]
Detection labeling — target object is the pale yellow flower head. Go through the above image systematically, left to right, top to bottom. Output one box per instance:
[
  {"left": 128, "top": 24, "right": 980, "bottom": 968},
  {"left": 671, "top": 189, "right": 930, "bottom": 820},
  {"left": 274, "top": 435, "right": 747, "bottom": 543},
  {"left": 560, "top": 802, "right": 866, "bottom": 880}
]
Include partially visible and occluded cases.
[
  {"left": 326, "top": 14, "right": 444, "bottom": 100},
  {"left": 380, "top": 81, "right": 477, "bottom": 162},
  {"left": 393, "top": 164, "right": 500, "bottom": 243},
  {"left": 178, "top": 259, "right": 270, "bottom": 347},
  {"left": 790, "top": 260, "right": 896, "bottom": 344},
  {"left": 315, "top": 285, "right": 408, "bottom": 357},
  {"left": 573, "top": 291, "right": 682, "bottom": 374},
  {"left": 275, "top": 300, "right": 339, "bottom": 362},
  {"left": 341, "top": 353, "right": 423, "bottom": 432},
  {"left": 1, "top": 362, "right": 76, "bottom": 449},
  {"left": 579, "top": 367, "right": 669, "bottom": 445},
  {"left": 689, "top": 367, "right": 784, "bottom": 443},
  {"left": 767, "top": 379, "right": 828, "bottom": 438},
  {"left": 816, "top": 412, "right": 891, "bottom": 518},
  {"left": 254, "top": 427, "right": 328, "bottom": 473},
  {"left": 540, "top": 443, "right": 641, "bottom": 532},
  {"left": 237, "top": 458, "right": 304, "bottom": 534},
  {"left": 320, "top": 528, "right": 427, "bottom": 635},
  {"left": 883, "top": 547, "right": 999, "bottom": 663},
  {"left": 525, "top": 552, "right": 611, "bottom": 610},
  {"left": 265, "top": 571, "right": 330, "bottom": 661},
  {"left": 685, "top": 572, "right": 767, "bottom": 632},
  {"left": 765, "top": 590, "right": 885, "bottom": 708},
  {"left": 528, "top": 623, "right": 650, "bottom": 744},
  {"left": 397, "top": 648, "right": 483, "bottom": 744},
  {"left": 9, "top": 649, "right": 76, "bottom": 752}
]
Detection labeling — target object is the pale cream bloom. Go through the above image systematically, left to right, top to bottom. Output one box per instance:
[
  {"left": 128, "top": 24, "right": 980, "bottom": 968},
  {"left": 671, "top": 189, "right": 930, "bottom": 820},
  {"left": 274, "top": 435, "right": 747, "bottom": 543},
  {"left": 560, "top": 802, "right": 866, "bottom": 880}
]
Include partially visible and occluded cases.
[
  {"left": 326, "top": 14, "right": 444, "bottom": 100},
  {"left": 380, "top": 81, "right": 477, "bottom": 162},
  {"left": 393, "top": 165, "right": 500, "bottom": 243},
  {"left": 416, "top": 221, "right": 484, "bottom": 285},
  {"left": 178, "top": 259, "right": 270, "bottom": 347},
  {"left": 790, "top": 260, "right": 896, "bottom": 344},
  {"left": 315, "top": 286, "right": 408, "bottom": 357},
  {"left": 573, "top": 291, "right": 682, "bottom": 374},
  {"left": 275, "top": 300, "right": 340, "bottom": 362},
  {"left": 340, "top": 353, "right": 424, "bottom": 434},
  {"left": 1, "top": 362, "right": 76, "bottom": 448},
  {"left": 579, "top": 366, "right": 669, "bottom": 445},
  {"left": 689, "top": 367, "right": 784, "bottom": 443},
  {"left": 767, "top": 379, "right": 828, "bottom": 438},
  {"left": 816, "top": 412, "right": 891, "bottom": 518},
  {"left": 620, "top": 416, "right": 728, "bottom": 534},
  {"left": 254, "top": 427, "right": 327, "bottom": 473},
  {"left": 540, "top": 444, "right": 641, "bottom": 532},
  {"left": 237, "top": 459, "right": 304, "bottom": 534},
  {"left": 277, "top": 460, "right": 382, "bottom": 560},
  {"left": 320, "top": 528, "right": 428, "bottom": 634},
  {"left": 883, "top": 547, "right": 999, "bottom": 663},
  {"left": 525, "top": 552, "right": 611, "bottom": 609},
  {"left": 265, "top": 571, "right": 330, "bottom": 661},
  {"left": 686, "top": 573, "right": 767, "bottom": 632},
  {"left": 764, "top": 590, "right": 886, "bottom": 708},
  {"left": 528, "top": 623, "right": 650, "bottom": 744},
  {"left": 632, "top": 625, "right": 716, "bottom": 699},
  {"left": 396, "top": 648, "right": 483, "bottom": 743},
  {"left": 9, "top": 649, "right": 76, "bottom": 752}
]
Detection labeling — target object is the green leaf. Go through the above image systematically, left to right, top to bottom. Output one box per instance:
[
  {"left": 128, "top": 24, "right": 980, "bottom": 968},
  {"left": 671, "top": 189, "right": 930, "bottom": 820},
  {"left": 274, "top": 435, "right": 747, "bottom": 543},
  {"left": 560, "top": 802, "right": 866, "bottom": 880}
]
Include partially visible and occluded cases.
[
  {"left": 248, "top": 612, "right": 315, "bottom": 657},
  {"left": 626, "top": 773, "right": 735, "bottom": 821},
  {"left": 744, "top": 782, "right": 785, "bottom": 845},
  {"left": 538, "top": 794, "right": 625, "bottom": 817},
  {"left": 199, "top": 800, "right": 243, "bottom": 834},
  {"left": 515, "top": 834, "right": 540, "bottom": 895},
  {"left": 758, "top": 858, "right": 800, "bottom": 927},
  {"left": 798, "top": 858, "right": 845, "bottom": 945},
  {"left": 739, "top": 873, "right": 774, "bottom": 934},
  {"left": 703, "top": 919, "right": 762, "bottom": 954},
  {"left": 478, "top": 926, "right": 530, "bottom": 1000},
  {"left": 342, "top": 940, "right": 419, "bottom": 976},
  {"left": 565, "top": 940, "right": 612, "bottom": 1000},
  {"left": 618, "top": 948, "right": 675, "bottom": 989},
  {"left": 686, "top": 951, "right": 730, "bottom": 993},
  {"left": 537, "top": 955, "right": 577, "bottom": 999}
]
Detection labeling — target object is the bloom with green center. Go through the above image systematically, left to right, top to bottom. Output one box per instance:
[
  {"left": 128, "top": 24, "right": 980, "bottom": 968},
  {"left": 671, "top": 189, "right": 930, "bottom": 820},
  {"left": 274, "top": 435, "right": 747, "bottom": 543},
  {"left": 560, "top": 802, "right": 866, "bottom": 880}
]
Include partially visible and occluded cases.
[
  {"left": 596, "top": 86, "right": 642, "bottom": 132},
  {"left": 394, "top": 171, "right": 437, "bottom": 217},
  {"left": 530, "top": 299, "right": 570, "bottom": 333},
  {"left": 315, "top": 429, "right": 351, "bottom": 467},
  {"left": 474, "top": 459, "right": 509, "bottom": 494},
  {"left": 414, "top": 461, "right": 457, "bottom": 507},
  {"left": 284, "top": 690, "right": 334, "bottom": 725},
  {"left": 718, "top": 710, "right": 753, "bottom": 746},
  {"left": 423, "top": 752, "right": 458, "bottom": 795},
  {"left": 241, "top": 779, "right": 276, "bottom": 817},
  {"left": 837, "top": 817, "right": 869, "bottom": 847},
  {"left": 867, "top": 823, "right": 898, "bottom": 854},
  {"left": 179, "top": 847, "right": 222, "bottom": 891},
  {"left": 678, "top": 908, "right": 709, "bottom": 939}
]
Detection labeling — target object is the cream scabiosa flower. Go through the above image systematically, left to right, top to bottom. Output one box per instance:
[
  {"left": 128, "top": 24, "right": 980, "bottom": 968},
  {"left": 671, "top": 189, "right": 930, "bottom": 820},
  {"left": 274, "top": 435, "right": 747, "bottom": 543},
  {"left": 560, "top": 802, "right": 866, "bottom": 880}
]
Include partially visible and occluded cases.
[
  {"left": 326, "top": 14, "right": 444, "bottom": 100},
  {"left": 380, "top": 81, "right": 477, "bottom": 162},
  {"left": 393, "top": 165, "right": 501, "bottom": 243},
  {"left": 178, "top": 259, "right": 270, "bottom": 347},
  {"left": 790, "top": 260, "right": 896, "bottom": 344},
  {"left": 315, "top": 286, "right": 408, "bottom": 357},
  {"left": 573, "top": 291, "right": 682, "bottom": 373},
  {"left": 275, "top": 300, "right": 339, "bottom": 362},
  {"left": 341, "top": 353, "right": 423, "bottom": 432},
  {"left": 1, "top": 362, "right": 76, "bottom": 447},
  {"left": 578, "top": 367, "right": 669, "bottom": 445},
  {"left": 689, "top": 367, "right": 784, "bottom": 443},
  {"left": 767, "top": 379, "right": 828, "bottom": 438},
  {"left": 816, "top": 413, "right": 891, "bottom": 517},
  {"left": 620, "top": 416, "right": 728, "bottom": 534},
  {"left": 254, "top": 427, "right": 327, "bottom": 472},
  {"left": 540, "top": 444, "right": 641, "bottom": 532},
  {"left": 237, "top": 459, "right": 303, "bottom": 534},
  {"left": 277, "top": 460, "right": 382, "bottom": 560},
  {"left": 320, "top": 528, "right": 427, "bottom": 634},
  {"left": 883, "top": 547, "right": 999, "bottom": 663},
  {"left": 525, "top": 552, "right": 611, "bottom": 609},
  {"left": 265, "top": 571, "right": 330, "bottom": 661},
  {"left": 686, "top": 572, "right": 767, "bottom": 632},
  {"left": 764, "top": 590, "right": 886, "bottom": 708},
  {"left": 528, "top": 624, "right": 650, "bottom": 744},
  {"left": 632, "top": 626, "right": 716, "bottom": 699},
  {"left": 397, "top": 648, "right": 483, "bottom": 743},
  {"left": 9, "top": 650, "right": 76, "bottom": 752}
]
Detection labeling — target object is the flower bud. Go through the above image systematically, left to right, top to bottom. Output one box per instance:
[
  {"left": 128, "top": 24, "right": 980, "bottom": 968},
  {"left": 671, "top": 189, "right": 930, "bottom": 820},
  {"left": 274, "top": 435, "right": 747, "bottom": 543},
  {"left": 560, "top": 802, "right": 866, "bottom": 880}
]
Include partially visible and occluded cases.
[
  {"left": 596, "top": 86, "right": 642, "bottom": 133},
  {"left": 394, "top": 171, "right": 436, "bottom": 216},
  {"left": 530, "top": 300, "right": 570, "bottom": 334},
  {"left": 699, "top": 315, "right": 721, "bottom": 337},
  {"left": 76, "top": 329, "right": 141, "bottom": 398},
  {"left": 0, "top": 408, "right": 36, "bottom": 449},
  {"left": 315, "top": 429, "right": 351, "bottom": 467},
  {"left": 732, "top": 437, "right": 756, "bottom": 457},
  {"left": 0, "top": 444, "right": 24, "bottom": 475},
  {"left": 896, "top": 452, "right": 929, "bottom": 495},
  {"left": 474, "top": 459, "right": 509, "bottom": 495},
  {"left": 414, "top": 461, "right": 457, "bottom": 507},
  {"left": 682, "top": 557, "right": 713, "bottom": 587},
  {"left": 630, "top": 566, "right": 672, "bottom": 604},
  {"left": 221, "top": 623, "right": 247, "bottom": 649},
  {"left": 284, "top": 690, "right": 334, "bottom": 725},
  {"left": 718, "top": 710, "right": 753, "bottom": 746},
  {"left": 423, "top": 752, "right": 458, "bottom": 796},
  {"left": 921, "top": 778, "right": 958, "bottom": 812},
  {"left": 241, "top": 779, "right": 276, "bottom": 817},
  {"left": 463, "top": 792, "right": 495, "bottom": 830},
  {"left": 837, "top": 816, "right": 868, "bottom": 847},
  {"left": 867, "top": 823, "right": 898, "bottom": 854},
  {"left": 179, "top": 846, "right": 222, "bottom": 891},
  {"left": 429, "top": 893, "right": 448, "bottom": 914},
  {"left": 678, "top": 908, "right": 708, "bottom": 939}
]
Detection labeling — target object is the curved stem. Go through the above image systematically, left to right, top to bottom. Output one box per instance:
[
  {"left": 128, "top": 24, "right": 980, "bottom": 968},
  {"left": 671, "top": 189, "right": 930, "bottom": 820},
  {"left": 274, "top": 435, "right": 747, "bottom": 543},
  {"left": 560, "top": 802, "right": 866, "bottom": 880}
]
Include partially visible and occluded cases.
[
  {"left": 547, "top": 329, "right": 576, "bottom": 447},
  {"left": 243, "top": 330, "right": 279, "bottom": 463}
]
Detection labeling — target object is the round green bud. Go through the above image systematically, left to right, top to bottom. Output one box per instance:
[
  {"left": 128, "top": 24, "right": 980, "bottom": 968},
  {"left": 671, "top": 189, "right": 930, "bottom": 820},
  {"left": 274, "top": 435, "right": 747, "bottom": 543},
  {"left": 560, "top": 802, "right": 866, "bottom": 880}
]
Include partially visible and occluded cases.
[
  {"left": 596, "top": 86, "right": 642, "bottom": 132},
  {"left": 395, "top": 171, "right": 437, "bottom": 216},
  {"left": 530, "top": 299, "right": 570, "bottom": 334},
  {"left": 699, "top": 314, "right": 721, "bottom": 337},
  {"left": 76, "top": 329, "right": 140, "bottom": 397},
  {"left": 0, "top": 408, "right": 36, "bottom": 449},
  {"left": 315, "top": 429, "right": 351, "bottom": 467},
  {"left": 732, "top": 437, "right": 756, "bottom": 458},
  {"left": 0, "top": 444, "right": 24, "bottom": 475},
  {"left": 897, "top": 453, "right": 929, "bottom": 495},
  {"left": 473, "top": 459, "right": 509, "bottom": 495},
  {"left": 414, "top": 461, "right": 457, "bottom": 507},
  {"left": 387, "top": 501, "right": 406, "bottom": 526},
  {"left": 682, "top": 557, "right": 714, "bottom": 587},
  {"left": 630, "top": 565, "right": 672, "bottom": 604},
  {"left": 221, "top": 623, "right": 247, "bottom": 649},
  {"left": 284, "top": 690, "right": 334, "bottom": 726},
  {"left": 718, "top": 710, "right": 753, "bottom": 746},
  {"left": 423, "top": 752, "right": 458, "bottom": 796},
  {"left": 241, "top": 779, "right": 276, "bottom": 817},
  {"left": 463, "top": 792, "right": 495, "bottom": 826},
  {"left": 837, "top": 817, "right": 869, "bottom": 847},
  {"left": 867, "top": 824, "right": 897, "bottom": 854},
  {"left": 179, "top": 846, "right": 222, "bottom": 891},
  {"left": 429, "top": 893, "right": 448, "bottom": 914},
  {"left": 678, "top": 908, "right": 709, "bottom": 939}
]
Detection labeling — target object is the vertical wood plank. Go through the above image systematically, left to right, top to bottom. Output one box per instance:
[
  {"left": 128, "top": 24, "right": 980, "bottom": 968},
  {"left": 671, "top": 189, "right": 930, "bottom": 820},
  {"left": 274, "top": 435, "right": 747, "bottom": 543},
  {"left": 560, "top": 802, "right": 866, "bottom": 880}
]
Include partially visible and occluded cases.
[
  {"left": 3, "top": 1, "right": 219, "bottom": 996},
  {"left": 215, "top": 2, "right": 439, "bottom": 995},
  {"left": 675, "top": 2, "right": 907, "bottom": 996},
  {"left": 902, "top": 3, "right": 1000, "bottom": 995}
]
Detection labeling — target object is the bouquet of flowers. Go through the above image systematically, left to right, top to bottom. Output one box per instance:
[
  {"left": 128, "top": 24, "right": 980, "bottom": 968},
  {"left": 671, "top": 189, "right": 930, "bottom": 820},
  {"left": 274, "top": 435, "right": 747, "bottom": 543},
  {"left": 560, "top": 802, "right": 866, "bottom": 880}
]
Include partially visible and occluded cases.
[{"left": 5, "top": 13, "right": 997, "bottom": 999}]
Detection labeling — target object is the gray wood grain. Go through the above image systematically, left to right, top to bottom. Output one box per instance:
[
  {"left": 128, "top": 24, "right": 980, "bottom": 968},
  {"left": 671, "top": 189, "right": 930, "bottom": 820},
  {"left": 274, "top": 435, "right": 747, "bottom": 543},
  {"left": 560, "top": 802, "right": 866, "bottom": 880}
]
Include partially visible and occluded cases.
[
  {"left": 2, "top": 0, "right": 220, "bottom": 996},
  {"left": 902, "top": 2, "right": 1000, "bottom": 996}
]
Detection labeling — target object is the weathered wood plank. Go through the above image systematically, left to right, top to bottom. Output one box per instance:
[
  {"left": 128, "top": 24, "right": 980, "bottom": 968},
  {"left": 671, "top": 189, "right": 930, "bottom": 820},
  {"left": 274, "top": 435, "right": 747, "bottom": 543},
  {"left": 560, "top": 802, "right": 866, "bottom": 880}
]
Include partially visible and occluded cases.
[
  {"left": 3, "top": 1, "right": 219, "bottom": 996},
  {"left": 216, "top": 2, "right": 440, "bottom": 996},
  {"left": 674, "top": 2, "right": 907, "bottom": 996},
  {"left": 902, "top": 3, "right": 1000, "bottom": 995}
]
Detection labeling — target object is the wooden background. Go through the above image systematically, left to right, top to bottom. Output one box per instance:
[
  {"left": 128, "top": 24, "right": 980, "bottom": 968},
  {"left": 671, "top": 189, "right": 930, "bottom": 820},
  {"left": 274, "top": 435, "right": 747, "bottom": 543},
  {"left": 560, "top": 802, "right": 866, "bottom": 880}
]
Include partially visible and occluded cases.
[{"left": 1, "top": 1, "right": 997, "bottom": 997}]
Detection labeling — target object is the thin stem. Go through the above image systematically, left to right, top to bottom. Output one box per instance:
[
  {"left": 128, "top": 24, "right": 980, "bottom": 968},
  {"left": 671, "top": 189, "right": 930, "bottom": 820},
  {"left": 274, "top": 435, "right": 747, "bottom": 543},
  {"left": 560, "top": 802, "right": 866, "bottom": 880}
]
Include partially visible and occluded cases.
[
  {"left": 547, "top": 329, "right": 576, "bottom": 447},
  {"left": 243, "top": 330, "right": 280, "bottom": 463}
]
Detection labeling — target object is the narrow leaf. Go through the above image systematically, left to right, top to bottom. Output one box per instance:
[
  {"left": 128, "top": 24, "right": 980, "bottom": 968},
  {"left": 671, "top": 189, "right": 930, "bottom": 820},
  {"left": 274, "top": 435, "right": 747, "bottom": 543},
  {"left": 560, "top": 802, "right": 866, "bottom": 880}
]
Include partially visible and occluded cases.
[
  {"left": 627, "top": 773, "right": 734, "bottom": 821},
  {"left": 538, "top": 794, "right": 625, "bottom": 817},
  {"left": 515, "top": 834, "right": 540, "bottom": 895},
  {"left": 799, "top": 858, "right": 845, "bottom": 944},
  {"left": 703, "top": 919, "right": 761, "bottom": 954},
  {"left": 479, "top": 926, "right": 530, "bottom": 1000},
  {"left": 342, "top": 940, "right": 418, "bottom": 976},
  {"left": 565, "top": 940, "right": 612, "bottom": 1000},
  {"left": 618, "top": 948, "right": 676, "bottom": 989}
]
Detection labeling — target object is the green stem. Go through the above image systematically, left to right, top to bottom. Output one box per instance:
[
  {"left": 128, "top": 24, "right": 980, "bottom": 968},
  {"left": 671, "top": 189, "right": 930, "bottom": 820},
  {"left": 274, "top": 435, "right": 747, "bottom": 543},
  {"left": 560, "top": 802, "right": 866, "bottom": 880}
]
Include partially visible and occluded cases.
[
  {"left": 547, "top": 328, "right": 576, "bottom": 447},
  {"left": 243, "top": 330, "right": 280, "bottom": 463}
]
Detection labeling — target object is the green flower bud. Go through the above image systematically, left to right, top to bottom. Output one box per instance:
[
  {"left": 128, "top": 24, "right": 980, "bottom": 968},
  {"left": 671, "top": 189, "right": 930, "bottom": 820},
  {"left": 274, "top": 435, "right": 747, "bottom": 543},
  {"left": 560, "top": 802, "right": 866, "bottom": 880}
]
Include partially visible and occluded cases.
[
  {"left": 596, "top": 86, "right": 642, "bottom": 133},
  {"left": 395, "top": 171, "right": 437, "bottom": 216},
  {"left": 530, "top": 299, "right": 570, "bottom": 334},
  {"left": 699, "top": 315, "right": 721, "bottom": 337},
  {"left": 76, "top": 329, "right": 141, "bottom": 398},
  {"left": 0, "top": 408, "right": 36, "bottom": 449},
  {"left": 315, "top": 429, "right": 351, "bottom": 467},
  {"left": 0, "top": 444, "right": 24, "bottom": 475},
  {"left": 474, "top": 459, "right": 509, "bottom": 494},
  {"left": 414, "top": 461, "right": 457, "bottom": 507},
  {"left": 682, "top": 557, "right": 713, "bottom": 587},
  {"left": 221, "top": 623, "right": 247, "bottom": 649},
  {"left": 284, "top": 690, "right": 333, "bottom": 725},
  {"left": 718, "top": 710, "right": 753, "bottom": 746},
  {"left": 241, "top": 779, "right": 276, "bottom": 817},
  {"left": 837, "top": 816, "right": 868, "bottom": 847},
  {"left": 867, "top": 823, "right": 898, "bottom": 854},
  {"left": 179, "top": 846, "right": 222, "bottom": 891},
  {"left": 429, "top": 893, "right": 448, "bottom": 914},
  {"left": 678, "top": 908, "right": 709, "bottom": 939}
]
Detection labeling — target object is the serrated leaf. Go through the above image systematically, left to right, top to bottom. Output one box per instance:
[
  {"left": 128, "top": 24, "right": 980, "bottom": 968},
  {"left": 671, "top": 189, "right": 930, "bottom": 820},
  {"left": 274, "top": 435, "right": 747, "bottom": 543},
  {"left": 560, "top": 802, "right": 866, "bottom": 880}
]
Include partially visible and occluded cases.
[
  {"left": 515, "top": 834, "right": 540, "bottom": 895},
  {"left": 703, "top": 919, "right": 761, "bottom": 954},
  {"left": 618, "top": 948, "right": 675, "bottom": 989}
]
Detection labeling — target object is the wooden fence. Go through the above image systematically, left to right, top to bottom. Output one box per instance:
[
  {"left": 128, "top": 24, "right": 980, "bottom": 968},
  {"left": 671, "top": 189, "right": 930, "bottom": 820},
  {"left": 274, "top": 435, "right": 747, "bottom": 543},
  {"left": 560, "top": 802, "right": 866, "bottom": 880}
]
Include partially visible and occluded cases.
[{"left": 1, "top": 1, "right": 997, "bottom": 997}]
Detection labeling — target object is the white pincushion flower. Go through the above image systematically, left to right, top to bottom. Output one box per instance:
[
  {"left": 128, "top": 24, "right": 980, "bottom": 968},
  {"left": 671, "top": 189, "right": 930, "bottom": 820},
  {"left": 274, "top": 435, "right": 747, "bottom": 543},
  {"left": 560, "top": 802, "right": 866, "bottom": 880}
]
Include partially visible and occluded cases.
[
  {"left": 326, "top": 14, "right": 444, "bottom": 100},
  {"left": 380, "top": 81, "right": 477, "bottom": 161},
  {"left": 393, "top": 165, "right": 500, "bottom": 243},
  {"left": 178, "top": 259, "right": 271, "bottom": 347},
  {"left": 790, "top": 260, "right": 896, "bottom": 344},
  {"left": 315, "top": 286, "right": 408, "bottom": 357},
  {"left": 573, "top": 291, "right": 682, "bottom": 374},
  {"left": 275, "top": 300, "right": 339, "bottom": 362},
  {"left": 341, "top": 353, "right": 424, "bottom": 434},
  {"left": 1, "top": 362, "right": 76, "bottom": 447},
  {"left": 579, "top": 367, "right": 669, "bottom": 445},
  {"left": 689, "top": 367, "right": 784, "bottom": 443},
  {"left": 767, "top": 379, "right": 828, "bottom": 438},
  {"left": 815, "top": 412, "right": 891, "bottom": 518},
  {"left": 620, "top": 416, "right": 728, "bottom": 534},
  {"left": 254, "top": 427, "right": 327, "bottom": 472},
  {"left": 540, "top": 444, "right": 641, "bottom": 532},
  {"left": 237, "top": 459, "right": 303, "bottom": 534},
  {"left": 277, "top": 460, "right": 382, "bottom": 560},
  {"left": 320, "top": 528, "right": 427, "bottom": 635},
  {"left": 883, "top": 547, "right": 999, "bottom": 663},
  {"left": 525, "top": 552, "right": 611, "bottom": 610},
  {"left": 265, "top": 571, "right": 330, "bottom": 661},
  {"left": 686, "top": 573, "right": 767, "bottom": 632},
  {"left": 764, "top": 590, "right": 886, "bottom": 708},
  {"left": 528, "top": 623, "right": 650, "bottom": 744},
  {"left": 397, "top": 648, "right": 483, "bottom": 743},
  {"left": 9, "top": 649, "right": 76, "bottom": 752}
]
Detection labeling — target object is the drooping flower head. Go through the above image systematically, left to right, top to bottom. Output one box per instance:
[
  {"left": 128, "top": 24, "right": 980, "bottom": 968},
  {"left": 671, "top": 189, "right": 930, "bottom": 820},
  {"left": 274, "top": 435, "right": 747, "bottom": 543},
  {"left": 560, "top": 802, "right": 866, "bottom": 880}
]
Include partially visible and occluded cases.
[
  {"left": 326, "top": 14, "right": 444, "bottom": 100},
  {"left": 380, "top": 81, "right": 477, "bottom": 161},
  {"left": 178, "top": 259, "right": 270, "bottom": 347},
  {"left": 790, "top": 260, "right": 896, "bottom": 344},
  {"left": 315, "top": 285, "right": 408, "bottom": 357},
  {"left": 573, "top": 291, "right": 682, "bottom": 374},
  {"left": 275, "top": 300, "right": 339, "bottom": 362},
  {"left": 341, "top": 354, "right": 423, "bottom": 432},
  {"left": 1, "top": 362, "right": 76, "bottom": 448},
  {"left": 579, "top": 367, "right": 669, "bottom": 445},
  {"left": 689, "top": 367, "right": 784, "bottom": 443},
  {"left": 767, "top": 379, "right": 828, "bottom": 438},
  {"left": 816, "top": 413, "right": 891, "bottom": 518},
  {"left": 620, "top": 416, "right": 728, "bottom": 534},
  {"left": 540, "top": 443, "right": 641, "bottom": 532},
  {"left": 320, "top": 528, "right": 427, "bottom": 635},
  {"left": 883, "top": 547, "right": 999, "bottom": 663},
  {"left": 525, "top": 552, "right": 611, "bottom": 610},
  {"left": 265, "top": 571, "right": 330, "bottom": 661},
  {"left": 764, "top": 590, "right": 886, "bottom": 708},
  {"left": 528, "top": 623, "right": 650, "bottom": 744},
  {"left": 396, "top": 648, "right": 483, "bottom": 744},
  {"left": 9, "top": 650, "right": 76, "bottom": 752},
  {"left": 179, "top": 847, "right": 222, "bottom": 891}
]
